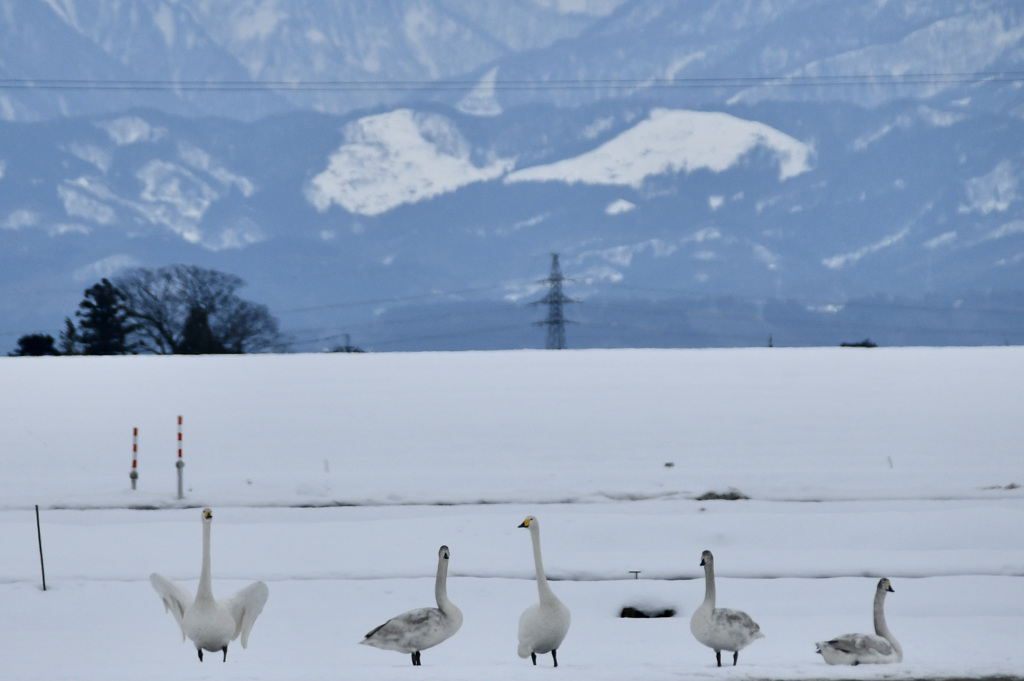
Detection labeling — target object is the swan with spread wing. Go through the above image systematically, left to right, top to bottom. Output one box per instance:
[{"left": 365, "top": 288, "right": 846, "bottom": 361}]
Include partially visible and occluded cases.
[{"left": 150, "top": 508, "right": 268, "bottom": 662}]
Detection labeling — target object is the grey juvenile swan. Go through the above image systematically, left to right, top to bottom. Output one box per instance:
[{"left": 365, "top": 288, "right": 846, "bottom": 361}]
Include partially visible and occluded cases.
[
  {"left": 150, "top": 508, "right": 269, "bottom": 662},
  {"left": 517, "top": 515, "right": 571, "bottom": 667},
  {"left": 361, "top": 545, "right": 463, "bottom": 665},
  {"left": 690, "top": 549, "right": 764, "bottom": 666},
  {"left": 816, "top": 577, "right": 903, "bottom": 665}
]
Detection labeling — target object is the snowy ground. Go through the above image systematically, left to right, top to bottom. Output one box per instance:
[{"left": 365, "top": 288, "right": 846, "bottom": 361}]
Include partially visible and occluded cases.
[{"left": 1, "top": 348, "right": 1022, "bottom": 680}]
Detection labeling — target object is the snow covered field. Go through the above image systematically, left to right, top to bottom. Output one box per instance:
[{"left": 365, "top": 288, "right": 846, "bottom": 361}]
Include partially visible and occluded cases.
[{"left": 2, "top": 348, "right": 1023, "bottom": 680}]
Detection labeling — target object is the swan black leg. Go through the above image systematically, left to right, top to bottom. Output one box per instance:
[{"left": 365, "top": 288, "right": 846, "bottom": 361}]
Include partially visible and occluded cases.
[
  {"left": 222, "top": 646, "right": 228, "bottom": 662},
  {"left": 197, "top": 649, "right": 203, "bottom": 662},
  {"left": 552, "top": 650, "right": 559, "bottom": 667},
  {"left": 715, "top": 650, "right": 722, "bottom": 667},
  {"left": 412, "top": 651, "right": 421, "bottom": 666},
  {"left": 733, "top": 651, "right": 738, "bottom": 666},
  {"left": 531, "top": 653, "right": 537, "bottom": 665}
]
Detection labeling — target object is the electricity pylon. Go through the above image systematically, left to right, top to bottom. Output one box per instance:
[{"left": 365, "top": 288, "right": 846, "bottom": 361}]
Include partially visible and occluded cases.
[{"left": 532, "top": 253, "right": 577, "bottom": 350}]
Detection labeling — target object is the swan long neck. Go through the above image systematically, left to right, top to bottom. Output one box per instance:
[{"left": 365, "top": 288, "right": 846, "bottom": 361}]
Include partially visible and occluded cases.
[
  {"left": 196, "top": 520, "right": 214, "bottom": 601},
  {"left": 530, "top": 525, "right": 556, "bottom": 600},
  {"left": 435, "top": 555, "right": 452, "bottom": 612},
  {"left": 701, "top": 559, "right": 716, "bottom": 609},
  {"left": 873, "top": 587, "right": 902, "bottom": 658}
]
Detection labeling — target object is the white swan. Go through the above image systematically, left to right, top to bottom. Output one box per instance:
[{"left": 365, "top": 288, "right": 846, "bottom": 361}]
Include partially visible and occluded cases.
[
  {"left": 150, "top": 508, "right": 269, "bottom": 662},
  {"left": 517, "top": 515, "right": 571, "bottom": 667},
  {"left": 361, "top": 545, "right": 463, "bottom": 666},
  {"left": 690, "top": 549, "right": 763, "bottom": 666},
  {"left": 816, "top": 577, "right": 903, "bottom": 665}
]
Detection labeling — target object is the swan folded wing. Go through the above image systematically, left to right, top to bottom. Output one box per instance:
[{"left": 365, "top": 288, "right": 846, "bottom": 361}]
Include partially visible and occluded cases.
[
  {"left": 149, "top": 573, "right": 194, "bottom": 641},
  {"left": 223, "top": 581, "right": 269, "bottom": 648},
  {"left": 518, "top": 601, "right": 570, "bottom": 656},
  {"left": 362, "top": 607, "right": 447, "bottom": 651},
  {"left": 712, "top": 608, "right": 763, "bottom": 639},
  {"left": 823, "top": 633, "right": 894, "bottom": 657}
]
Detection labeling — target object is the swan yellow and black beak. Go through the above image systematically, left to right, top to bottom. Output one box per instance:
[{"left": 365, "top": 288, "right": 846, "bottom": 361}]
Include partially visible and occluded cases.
[
  {"left": 203, "top": 508, "right": 213, "bottom": 520},
  {"left": 519, "top": 517, "right": 532, "bottom": 528}
]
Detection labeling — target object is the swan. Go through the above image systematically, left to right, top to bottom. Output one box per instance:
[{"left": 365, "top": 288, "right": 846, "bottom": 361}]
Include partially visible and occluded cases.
[
  {"left": 150, "top": 508, "right": 269, "bottom": 662},
  {"left": 517, "top": 515, "right": 571, "bottom": 667},
  {"left": 361, "top": 545, "right": 463, "bottom": 665},
  {"left": 690, "top": 549, "right": 763, "bottom": 666},
  {"left": 816, "top": 578, "right": 903, "bottom": 665}
]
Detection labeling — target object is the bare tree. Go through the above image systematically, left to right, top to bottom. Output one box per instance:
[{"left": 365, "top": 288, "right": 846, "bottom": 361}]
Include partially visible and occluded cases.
[
  {"left": 117, "top": 265, "right": 285, "bottom": 354},
  {"left": 215, "top": 298, "right": 284, "bottom": 353}
]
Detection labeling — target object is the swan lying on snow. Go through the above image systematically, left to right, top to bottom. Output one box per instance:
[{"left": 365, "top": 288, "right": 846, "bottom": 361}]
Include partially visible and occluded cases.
[
  {"left": 150, "top": 508, "right": 269, "bottom": 662},
  {"left": 517, "top": 515, "right": 571, "bottom": 667},
  {"left": 361, "top": 545, "right": 463, "bottom": 665},
  {"left": 690, "top": 549, "right": 763, "bottom": 666},
  {"left": 816, "top": 578, "right": 903, "bottom": 665}
]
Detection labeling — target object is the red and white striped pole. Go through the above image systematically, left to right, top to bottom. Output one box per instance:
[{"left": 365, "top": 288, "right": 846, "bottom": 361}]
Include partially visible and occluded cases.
[
  {"left": 175, "top": 416, "right": 185, "bottom": 500},
  {"left": 130, "top": 427, "right": 139, "bottom": 490}
]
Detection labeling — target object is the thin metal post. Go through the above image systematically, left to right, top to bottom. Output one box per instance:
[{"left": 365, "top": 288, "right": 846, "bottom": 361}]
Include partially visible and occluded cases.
[
  {"left": 176, "top": 415, "right": 185, "bottom": 500},
  {"left": 130, "top": 427, "right": 138, "bottom": 490},
  {"left": 35, "top": 505, "right": 46, "bottom": 591}
]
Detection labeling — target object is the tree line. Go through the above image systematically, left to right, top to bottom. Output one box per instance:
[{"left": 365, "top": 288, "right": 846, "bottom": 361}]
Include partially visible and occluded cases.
[{"left": 10, "top": 265, "right": 285, "bottom": 356}]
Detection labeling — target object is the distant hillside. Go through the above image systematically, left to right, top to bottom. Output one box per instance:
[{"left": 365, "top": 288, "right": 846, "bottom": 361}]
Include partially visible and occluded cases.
[{"left": 1, "top": 1, "right": 1022, "bottom": 351}]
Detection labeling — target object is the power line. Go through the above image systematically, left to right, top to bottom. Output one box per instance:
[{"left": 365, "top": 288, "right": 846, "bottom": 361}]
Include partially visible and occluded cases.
[
  {"left": 1, "top": 71, "right": 1021, "bottom": 93},
  {"left": 273, "top": 284, "right": 506, "bottom": 315},
  {"left": 275, "top": 285, "right": 1024, "bottom": 351},
  {"left": 585, "top": 289, "right": 1024, "bottom": 319},
  {"left": 283, "top": 322, "right": 528, "bottom": 351}
]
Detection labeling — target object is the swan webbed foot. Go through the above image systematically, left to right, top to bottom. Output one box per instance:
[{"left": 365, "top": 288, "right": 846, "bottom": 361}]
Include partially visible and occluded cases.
[
  {"left": 222, "top": 646, "right": 228, "bottom": 662},
  {"left": 197, "top": 649, "right": 203, "bottom": 662},
  {"left": 552, "top": 649, "right": 559, "bottom": 667},
  {"left": 715, "top": 650, "right": 722, "bottom": 667},
  {"left": 733, "top": 651, "right": 739, "bottom": 666},
  {"left": 531, "top": 653, "right": 537, "bottom": 665},
  {"left": 852, "top": 661, "right": 860, "bottom": 666}
]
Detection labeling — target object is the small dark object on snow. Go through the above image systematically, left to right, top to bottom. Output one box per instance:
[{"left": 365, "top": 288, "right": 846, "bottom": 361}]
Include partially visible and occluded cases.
[
  {"left": 696, "top": 489, "right": 748, "bottom": 501},
  {"left": 620, "top": 606, "right": 676, "bottom": 618}
]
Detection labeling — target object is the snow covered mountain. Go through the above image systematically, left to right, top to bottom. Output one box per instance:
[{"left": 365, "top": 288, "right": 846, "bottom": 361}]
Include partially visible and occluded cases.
[
  {"left": 0, "top": 0, "right": 625, "bottom": 121},
  {"left": 1, "top": 0, "right": 1023, "bottom": 351}
]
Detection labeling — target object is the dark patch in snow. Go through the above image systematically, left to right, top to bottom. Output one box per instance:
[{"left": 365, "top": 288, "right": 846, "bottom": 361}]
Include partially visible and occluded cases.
[
  {"left": 695, "top": 488, "right": 749, "bottom": 501},
  {"left": 620, "top": 605, "right": 676, "bottom": 618}
]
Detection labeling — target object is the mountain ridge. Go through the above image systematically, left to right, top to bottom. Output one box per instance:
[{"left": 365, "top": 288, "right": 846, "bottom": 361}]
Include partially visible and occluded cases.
[{"left": 1, "top": 1, "right": 1023, "bottom": 351}]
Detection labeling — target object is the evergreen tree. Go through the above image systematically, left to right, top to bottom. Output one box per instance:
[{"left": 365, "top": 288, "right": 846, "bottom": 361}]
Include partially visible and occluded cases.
[
  {"left": 77, "top": 279, "right": 134, "bottom": 355},
  {"left": 178, "top": 306, "right": 227, "bottom": 354},
  {"left": 58, "top": 317, "right": 80, "bottom": 355}
]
